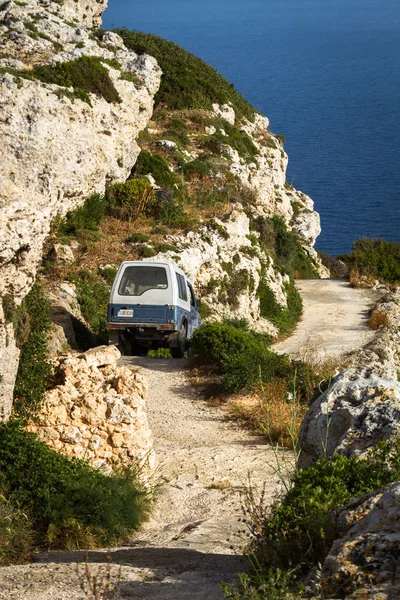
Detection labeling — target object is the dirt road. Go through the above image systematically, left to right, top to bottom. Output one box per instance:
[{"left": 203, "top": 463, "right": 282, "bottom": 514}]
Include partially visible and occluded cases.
[
  {"left": 0, "top": 279, "right": 376, "bottom": 599},
  {"left": 274, "top": 279, "right": 377, "bottom": 360},
  {"left": 0, "top": 359, "right": 286, "bottom": 600}
]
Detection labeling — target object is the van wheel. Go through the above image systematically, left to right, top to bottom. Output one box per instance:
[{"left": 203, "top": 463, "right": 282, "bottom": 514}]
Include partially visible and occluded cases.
[{"left": 170, "top": 323, "right": 187, "bottom": 359}]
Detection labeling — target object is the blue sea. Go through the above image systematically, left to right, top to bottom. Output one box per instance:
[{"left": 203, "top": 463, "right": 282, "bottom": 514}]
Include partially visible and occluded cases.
[{"left": 103, "top": 0, "right": 400, "bottom": 256}]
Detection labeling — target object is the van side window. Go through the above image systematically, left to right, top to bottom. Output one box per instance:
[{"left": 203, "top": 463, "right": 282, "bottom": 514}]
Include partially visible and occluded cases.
[
  {"left": 176, "top": 273, "right": 188, "bottom": 301},
  {"left": 187, "top": 283, "right": 196, "bottom": 307}
]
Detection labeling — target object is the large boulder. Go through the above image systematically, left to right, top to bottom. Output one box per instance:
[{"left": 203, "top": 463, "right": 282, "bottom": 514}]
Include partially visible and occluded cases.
[
  {"left": 298, "top": 367, "right": 400, "bottom": 469},
  {"left": 320, "top": 482, "right": 400, "bottom": 599}
]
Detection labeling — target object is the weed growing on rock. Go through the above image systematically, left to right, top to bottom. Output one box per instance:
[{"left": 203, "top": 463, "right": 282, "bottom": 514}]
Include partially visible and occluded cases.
[{"left": 13, "top": 283, "right": 52, "bottom": 421}]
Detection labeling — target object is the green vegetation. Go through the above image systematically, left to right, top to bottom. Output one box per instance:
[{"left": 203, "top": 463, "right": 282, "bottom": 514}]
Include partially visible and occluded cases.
[
  {"left": 115, "top": 29, "right": 256, "bottom": 120},
  {"left": 1, "top": 57, "right": 121, "bottom": 106},
  {"left": 201, "top": 121, "right": 258, "bottom": 163},
  {"left": 133, "top": 151, "right": 178, "bottom": 187},
  {"left": 105, "top": 177, "right": 156, "bottom": 222},
  {"left": 59, "top": 193, "right": 107, "bottom": 235},
  {"left": 251, "top": 215, "right": 318, "bottom": 279},
  {"left": 339, "top": 238, "right": 400, "bottom": 283},
  {"left": 67, "top": 270, "right": 110, "bottom": 345},
  {"left": 257, "top": 278, "right": 303, "bottom": 334},
  {"left": 13, "top": 284, "right": 52, "bottom": 421},
  {"left": 191, "top": 323, "right": 312, "bottom": 395},
  {"left": 0, "top": 422, "right": 150, "bottom": 553},
  {"left": 255, "top": 441, "right": 400, "bottom": 587}
]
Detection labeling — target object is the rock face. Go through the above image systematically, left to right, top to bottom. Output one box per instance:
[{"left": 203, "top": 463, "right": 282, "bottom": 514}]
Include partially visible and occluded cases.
[
  {"left": 0, "top": 0, "right": 161, "bottom": 417},
  {"left": 62, "top": 0, "right": 108, "bottom": 28},
  {"left": 152, "top": 208, "right": 289, "bottom": 335},
  {"left": 27, "top": 345, "right": 154, "bottom": 476},
  {"left": 298, "top": 367, "right": 400, "bottom": 469},
  {"left": 321, "top": 483, "right": 400, "bottom": 599}
]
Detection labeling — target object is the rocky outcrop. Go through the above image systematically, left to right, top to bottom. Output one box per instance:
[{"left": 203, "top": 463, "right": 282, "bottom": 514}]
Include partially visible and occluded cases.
[
  {"left": 0, "top": 0, "right": 161, "bottom": 417},
  {"left": 62, "top": 0, "right": 108, "bottom": 28},
  {"left": 152, "top": 208, "right": 288, "bottom": 335},
  {"left": 27, "top": 345, "right": 154, "bottom": 476},
  {"left": 298, "top": 367, "right": 400, "bottom": 469},
  {"left": 320, "top": 483, "right": 400, "bottom": 599}
]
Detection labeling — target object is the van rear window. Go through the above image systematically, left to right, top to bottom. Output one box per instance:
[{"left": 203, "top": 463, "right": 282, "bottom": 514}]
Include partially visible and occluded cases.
[{"left": 118, "top": 266, "right": 168, "bottom": 296}]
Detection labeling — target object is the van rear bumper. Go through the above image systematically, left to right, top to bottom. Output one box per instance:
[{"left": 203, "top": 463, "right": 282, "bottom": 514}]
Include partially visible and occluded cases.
[{"left": 107, "top": 322, "right": 176, "bottom": 331}]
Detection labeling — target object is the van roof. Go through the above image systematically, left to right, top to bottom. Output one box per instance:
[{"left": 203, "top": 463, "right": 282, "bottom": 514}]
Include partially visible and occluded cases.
[{"left": 118, "top": 260, "right": 192, "bottom": 283}]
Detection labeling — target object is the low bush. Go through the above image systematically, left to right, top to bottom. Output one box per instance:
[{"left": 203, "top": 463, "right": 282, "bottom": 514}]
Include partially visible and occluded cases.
[
  {"left": 116, "top": 29, "right": 255, "bottom": 121},
  {"left": 32, "top": 56, "right": 121, "bottom": 105},
  {"left": 133, "top": 151, "right": 177, "bottom": 187},
  {"left": 106, "top": 177, "right": 156, "bottom": 222},
  {"left": 59, "top": 194, "right": 107, "bottom": 235},
  {"left": 251, "top": 216, "right": 318, "bottom": 279},
  {"left": 339, "top": 238, "right": 400, "bottom": 284},
  {"left": 317, "top": 250, "right": 349, "bottom": 278},
  {"left": 67, "top": 270, "right": 110, "bottom": 344},
  {"left": 258, "top": 279, "right": 303, "bottom": 334},
  {"left": 13, "top": 284, "right": 52, "bottom": 421},
  {"left": 368, "top": 309, "right": 390, "bottom": 330},
  {"left": 191, "top": 323, "right": 290, "bottom": 392},
  {"left": 0, "top": 422, "right": 150, "bottom": 550},
  {"left": 254, "top": 441, "right": 400, "bottom": 577},
  {"left": 0, "top": 493, "right": 33, "bottom": 565}
]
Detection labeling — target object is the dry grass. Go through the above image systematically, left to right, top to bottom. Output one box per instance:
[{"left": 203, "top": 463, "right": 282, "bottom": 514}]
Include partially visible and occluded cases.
[
  {"left": 349, "top": 266, "right": 376, "bottom": 288},
  {"left": 368, "top": 309, "right": 390, "bottom": 330},
  {"left": 228, "top": 380, "right": 307, "bottom": 448}
]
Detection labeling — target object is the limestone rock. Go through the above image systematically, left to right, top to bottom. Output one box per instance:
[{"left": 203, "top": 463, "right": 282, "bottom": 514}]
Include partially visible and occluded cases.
[
  {"left": 0, "top": 0, "right": 161, "bottom": 416},
  {"left": 62, "top": 0, "right": 108, "bottom": 28},
  {"left": 212, "top": 103, "right": 236, "bottom": 125},
  {"left": 151, "top": 207, "right": 288, "bottom": 335},
  {"left": 47, "top": 244, "right": 75, "bottom": 265},
  {"left": 45, "top": 281, "right": 89, "bottom": 356},
  {"left": 27, "top": 346, "right": 154, "bottom": 478},
  {"left": 298, "top": 368, "right": 400, "bottom": 469},
  {"left": 320, "top": 483, "right": 400, "bottom": 599}
]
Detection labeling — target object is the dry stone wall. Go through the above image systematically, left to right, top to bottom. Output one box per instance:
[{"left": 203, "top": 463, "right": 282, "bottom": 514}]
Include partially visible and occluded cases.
[{"left": 27, "top": 345, "right": 155, "bottom": 477}]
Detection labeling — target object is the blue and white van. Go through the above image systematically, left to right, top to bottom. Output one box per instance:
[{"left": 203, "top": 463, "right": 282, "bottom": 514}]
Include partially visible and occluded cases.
[{"left": 107, "top": 260, "right": 202, "bottom": 357}]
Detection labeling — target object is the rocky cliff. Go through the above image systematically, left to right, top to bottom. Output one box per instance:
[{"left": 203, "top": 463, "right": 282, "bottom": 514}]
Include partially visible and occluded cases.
[
  {"left": 0, "top": 0, "right": 325, "bottom": 419},
  {"left": 0, "top": 0, "right": 161, "bottom": 418}
]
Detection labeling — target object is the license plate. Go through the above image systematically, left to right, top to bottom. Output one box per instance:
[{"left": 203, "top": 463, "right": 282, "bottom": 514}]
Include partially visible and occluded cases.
[{"left": 118, "top": 309, "right": 133, "bottom": 318}]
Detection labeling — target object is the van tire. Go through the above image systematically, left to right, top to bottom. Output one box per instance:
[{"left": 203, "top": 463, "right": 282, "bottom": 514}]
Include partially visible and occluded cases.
[{"left": 170, "top": 323, "right": 187, "bottom": 358}]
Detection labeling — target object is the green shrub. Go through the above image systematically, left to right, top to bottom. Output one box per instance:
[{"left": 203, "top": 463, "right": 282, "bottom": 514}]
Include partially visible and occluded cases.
[
  {"left": 116, "top": 30, "right": 255, "bottom": 121},
  {"left": 31, "top": 56, "right": 121, "bottom": 105},
  {"left": 201, "top": 123, "right": 258, "bottom": 163},
  {"left": 133, "top": 151, "right": 177, "bottom": 187},
  {"left": 182, "top": 159, "right": 210, "bottom": 179},
  {"left": 105, "top": 177, "right": 155, "bottom": 222},
  {"left": 59, "top": 194, "right": 107, "bottom": 235},
  {"left": 251, "top": 216, "right": 318, "bottom": 279},
  {"left": 126, "top": 232, "right": 150, "bottom": 243},
  {"left": 338, "top": 238, "right": 400, "bottom": 283},
  {"left": 317, "top": 251, "right": 349, "bottom": 278},
  {"left": 67, "top": 270, "right": 110, "bottom": 344},
  {"left": 257, "top": 279, "right": 303, "bottom": 334},
  {"left": 13, "top": 284, "right": 52, "bottom": 421},
  {"left": 198, "top": 302, "right": 213, "bottom": 320},
  {"left": 191, "top": 323, "right": 290, "bottom": 392},
  {"left": 148, "top": 347, "right": 172, "bottom": 358},
  {"left": 0, "top": 422, "right": 150, "bottom": 549},
  {"left": 255, "top": 441, "right": 400, "bottom": 578},
  {"left": 0, "top": 493, "right": 33, "bottom": 565}
]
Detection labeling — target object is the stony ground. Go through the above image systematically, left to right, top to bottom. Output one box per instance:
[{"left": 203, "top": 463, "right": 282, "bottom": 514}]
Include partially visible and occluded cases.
[{"left": 0, "top": 279, "right": 378, "bottom": 599}]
